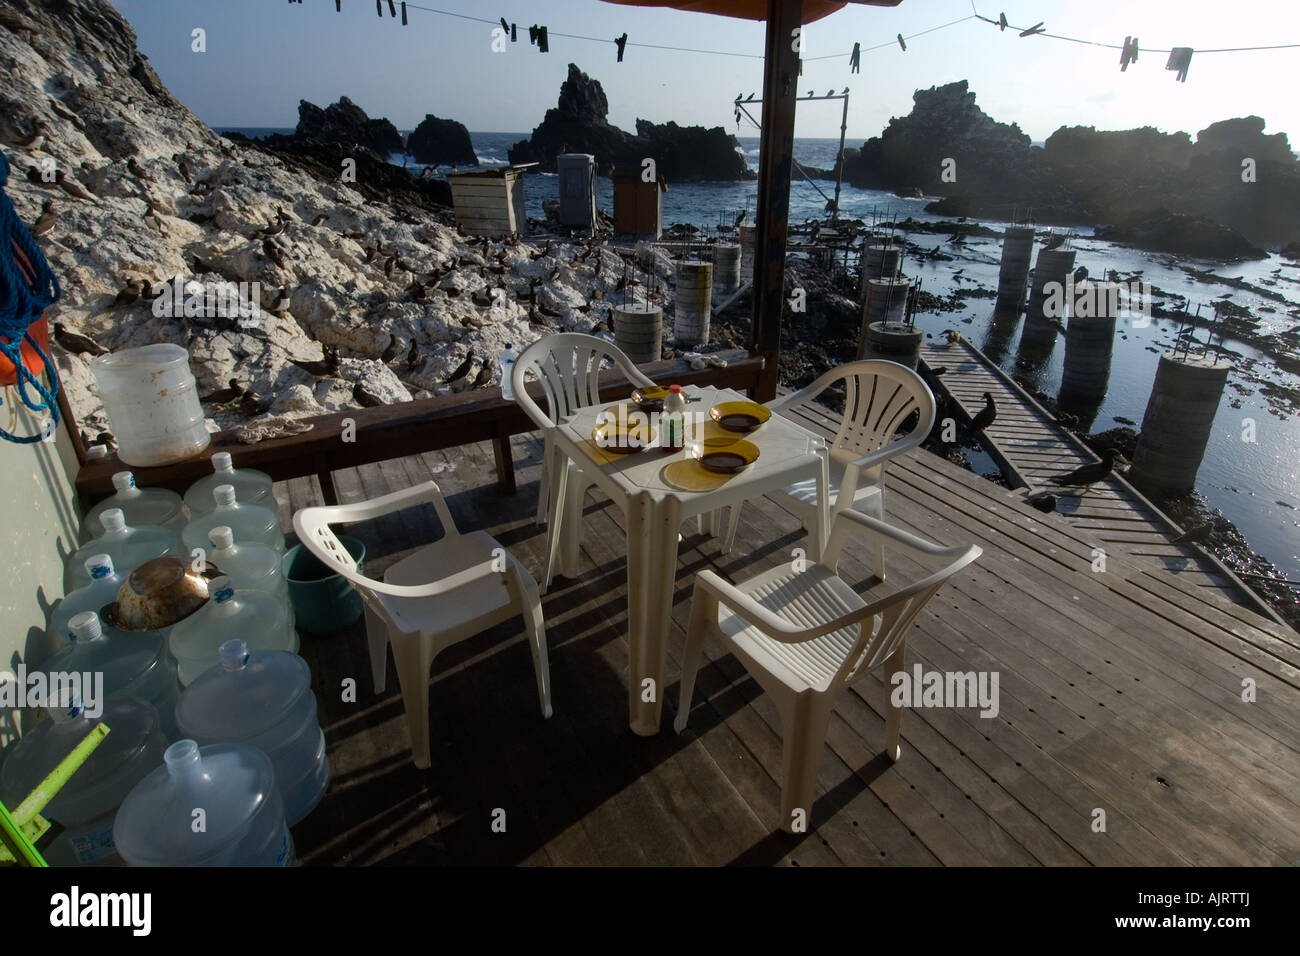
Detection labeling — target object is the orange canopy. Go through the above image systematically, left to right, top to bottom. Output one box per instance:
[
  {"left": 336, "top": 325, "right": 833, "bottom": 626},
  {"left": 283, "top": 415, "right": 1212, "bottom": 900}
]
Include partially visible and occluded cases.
[{"left": 598, "top": 0, "right": 848, "bottom": 24}]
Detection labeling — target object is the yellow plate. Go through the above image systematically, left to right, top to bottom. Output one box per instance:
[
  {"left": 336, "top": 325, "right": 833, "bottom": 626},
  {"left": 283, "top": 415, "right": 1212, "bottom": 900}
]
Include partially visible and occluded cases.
[
  {"left": 710, "top": 400, "right": 772, "bottom": 433},
  {"left": 592, "top": 409, "right": 654, "bottom": 453},
  {"left": 696, "top": 439, "right": 760, "bottom": 474}
]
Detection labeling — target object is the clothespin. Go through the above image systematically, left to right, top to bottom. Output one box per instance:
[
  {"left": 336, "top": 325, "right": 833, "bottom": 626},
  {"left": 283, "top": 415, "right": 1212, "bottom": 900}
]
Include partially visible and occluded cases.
[
  {"left": 335, "top": 0, "right": 342, "bottom": 11},
  {"left": 375, "top": 0, "right": 382, "bottom": 16},
  {"left": 387, "top": 0, "right": 396, "bottom": 18},
  {"left": 400, "top": 1, "right": 407, "bottom": 25},
  {"left": 998, "top": 13, "right": 1007, "bottom": 31},
  {"left": 500, "top": 17, "right": 509, "bottom": 35},
  {"left": 1019, "top": 22, "right": 1046, "bottom": 37},
  {"left": 511, "top": 23, "right": 517, "bottom": 42},
  {"left": 529, "top": 24, "right": 538, "bottom": 44},
  {"left": 538, "top": 26, "right": 548, "bottom": 53},
  {"left": 615, "top": 32, "right": 628, "bottom": 62},
  {"left": 897, "top": 33, "right": 906, "bottom": 52},
  {"left": 1120, "top": 36, "right": 1138, "bottom": 71},
  {"left": 849, "top": 41, "right": 861, "bottom": 74},
  {"left": 1166, "top": 46, "right": 1193, "bottom": 82}
]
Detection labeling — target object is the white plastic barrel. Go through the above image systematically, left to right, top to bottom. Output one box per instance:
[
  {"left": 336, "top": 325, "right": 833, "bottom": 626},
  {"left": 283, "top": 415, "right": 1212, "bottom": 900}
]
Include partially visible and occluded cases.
[{"left": 91, "top": 344, "right": 210, "bottom": 467}]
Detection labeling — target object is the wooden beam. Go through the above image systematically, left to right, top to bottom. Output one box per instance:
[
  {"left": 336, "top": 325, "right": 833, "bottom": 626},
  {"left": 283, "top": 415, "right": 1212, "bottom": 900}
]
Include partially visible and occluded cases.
[{"left": 749, "top": 0, "right": 802, "bottom": 401}]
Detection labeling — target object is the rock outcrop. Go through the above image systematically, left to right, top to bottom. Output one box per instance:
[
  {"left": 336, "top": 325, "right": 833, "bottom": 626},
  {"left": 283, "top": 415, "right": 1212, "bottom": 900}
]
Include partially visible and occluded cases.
[
  {"left": 0, "top": 0, "right": 673, "bottom": 446},
  {"left": 509, "top": 63, "right": 749, "bottom": 181},
  {"left": 293, "top": 96, "right": 403, "bottom": 156},
  {"left": 406, "top": 114, "right": 476, "bottom": 167},
  {"left": 1093, "top": 211, "right": 1267, "bottom": 261}
]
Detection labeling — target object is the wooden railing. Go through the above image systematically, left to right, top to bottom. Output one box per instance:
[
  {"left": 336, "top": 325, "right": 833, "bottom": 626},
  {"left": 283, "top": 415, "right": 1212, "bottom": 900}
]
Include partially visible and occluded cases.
[{"left": 72, "top": 349, "right": 766, "bottom": 505}]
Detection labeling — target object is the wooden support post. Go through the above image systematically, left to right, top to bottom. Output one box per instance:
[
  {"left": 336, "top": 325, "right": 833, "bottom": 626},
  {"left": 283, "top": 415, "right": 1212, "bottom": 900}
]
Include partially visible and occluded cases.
[
  {"left": 749, "top": 0, "right": 802, "bottom": 402},
  {"left": 493, "top": 422, "right": 517, "bottom": 495},
  {"left": 314, "top": 453, "right": 339, "bottom": 505}
]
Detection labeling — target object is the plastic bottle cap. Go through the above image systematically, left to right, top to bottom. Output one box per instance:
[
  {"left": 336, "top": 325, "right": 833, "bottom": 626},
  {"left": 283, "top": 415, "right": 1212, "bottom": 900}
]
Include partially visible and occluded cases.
[
  {"left": 505, "top": 343, "right": 514, "bottom": 350},
  {"left": 669, "top": 384, "right": 683, "bottom": 392},
  {"left": 86, "top": 444, "right": 107, "bottom": 460},
  {"left": 212, "top": 452, "right": 234, "bottom": 472},
  {"left": 111, "top": 471, "right": 138, "bottom": 495},
  {"left": 213, "top": 484, "right": 237, "bottom": 507},
  {"left": 100, "top": 508, "right": 126, "bottom": 533},
  {"left": 208, "top": 526, "right": 235, "bottom": 550},
  {"left": 85, "top": 553, "right": 114, "bottom": 579},
  {"left": 211, "top": 576, "right": 235, "bottom": 603},
  {"left": 68, "top": 610, "right": 104, "bottom": 642},
  {"left": 219, "top": 638, "right": 250, "bottom": 670},
  {"left": 164, "top": 739, "right": 202, "bottom": 779}
]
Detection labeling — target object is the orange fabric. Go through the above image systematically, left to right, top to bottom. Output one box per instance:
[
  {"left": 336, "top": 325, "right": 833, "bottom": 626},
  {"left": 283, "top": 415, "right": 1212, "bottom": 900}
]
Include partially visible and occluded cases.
[
  {"left": 598, "top": 0, "right": 850, "bottom": 24},
  {"left": 1, "top": 242, "right": 52, "bottom": 385}
]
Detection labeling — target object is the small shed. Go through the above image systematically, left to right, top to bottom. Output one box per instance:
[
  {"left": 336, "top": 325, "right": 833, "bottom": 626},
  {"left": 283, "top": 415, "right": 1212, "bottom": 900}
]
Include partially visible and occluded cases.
[
  {"left": 556, "top": 153, "right": 597, "bottom": 231},
  {"left": 448, "top": 164, "right": 535, "bottom": 238},
  {"left": 611, "top": 167, "right": 663, "bottom": 239}
]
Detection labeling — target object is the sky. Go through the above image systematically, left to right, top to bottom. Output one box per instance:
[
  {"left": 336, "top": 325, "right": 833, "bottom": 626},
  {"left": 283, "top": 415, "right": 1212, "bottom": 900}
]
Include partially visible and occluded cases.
[{"left": 111, "top": 0, "right": 1300, "bottom": 148}]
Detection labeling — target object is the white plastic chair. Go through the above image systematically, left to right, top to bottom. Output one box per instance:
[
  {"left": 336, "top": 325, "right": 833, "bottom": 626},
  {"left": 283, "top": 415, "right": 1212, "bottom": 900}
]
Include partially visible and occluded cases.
[
  {"left": 511, "top": 333, "right": 656, "bottom": 587},
  {"left": 722, "top": 360, "right": 936, "bottom": 578},
  {"left": 292, "top": 480, "right": 551, "bottom": 769},
  {"left": 676, "top": 508, "right": 979, "bottom": 833}
]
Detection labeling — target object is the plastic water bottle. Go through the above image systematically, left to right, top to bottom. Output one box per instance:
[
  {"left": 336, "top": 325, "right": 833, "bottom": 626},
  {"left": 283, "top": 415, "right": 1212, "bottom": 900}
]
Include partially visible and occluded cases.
[
  {"left": 499, "top": 343, "right": 517, "bottom": 400},
  {"left": 662, "top": 384, "right": 686, "bottom": 451},
  {"left": 183, "top": 452, "right": 273, "bottom": 516},
  {"left": 82, "top": 471, "right": 187, "bottom": 542},
  {"left": 182, "top": 484, "right": 284, "bottom": 555},
  {"left": 65, "top": 508, "right": 183, "bottom": 592},
  {"left": 205, "top": 526, "right": 289, "bottom": 602},
  {"left": 49, "top": 554, "right": 125, "bottom": 645},
  {"left": 168, "top": 576, "right": 298, "bottom": 686},
  {"left": 37, "top": 611, "right": 182, "bottom": 740},
  {"left": 176, "top": 639, "right": 329, "bottom": 826},
  {"left": 0, "top": 695, "right": 166, "bottom": 866},
  {"left": 113, "top": 739, "right": 295, "bottom": 866}
]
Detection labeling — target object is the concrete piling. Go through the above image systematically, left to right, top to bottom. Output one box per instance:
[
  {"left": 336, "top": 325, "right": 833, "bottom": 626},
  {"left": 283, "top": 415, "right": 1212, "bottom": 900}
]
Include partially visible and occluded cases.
[
  {"left": 995, "top": 225, "right": 1035, "bottom": 309},
  {"left": 673, "top": 261, "right": 712, "bottom": 347},
  {"left": 856, "top": 276, "right": 911, "bottom": 359},
  {"left": 613, "top": 304, "right": 663, "bottom": 364},
  {"left": 1129, "top": 352, "right": 1231, "bottom": 496}
]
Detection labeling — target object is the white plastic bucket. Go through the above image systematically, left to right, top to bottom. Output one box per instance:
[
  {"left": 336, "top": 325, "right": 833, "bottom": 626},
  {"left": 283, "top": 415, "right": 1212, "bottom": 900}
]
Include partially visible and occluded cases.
[{"left": 91, "top": 344, "right": 210, "bottom": 467}]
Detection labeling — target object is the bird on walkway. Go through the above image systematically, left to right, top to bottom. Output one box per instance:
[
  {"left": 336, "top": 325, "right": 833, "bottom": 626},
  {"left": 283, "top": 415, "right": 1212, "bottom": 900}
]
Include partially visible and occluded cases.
[
  {"left": 31, "top": 199, "right": 55, "bottom": 238},
  {"left": 1073, "top": 265, "right": 1089, "bottom": 283},
  {"left": 53, "top": 322, "right": 108, "bottom": 356},
  {"left": 944, "top": 330, "right": 962, "bottom": 344},
  {"left": 380, "top": 335, "right": 400, "bottom": 363},
  {"left": 406, "top": 339, "right": 422, "bottom": 372},
  {"left": 289, "top": 345, "right": 339, "bottom": 378},
  {"left": 444, "top": 351, "right": 474, "bottom": 384},
  {"left": 470, "top": 363, "right": 493, "bottom": 389},
  {"left": 928, "top": 366, "right": 947, "bottom": 376},
  {"left": 200, "top": 379, "right": 245, "bottom": 405},
  {"left": 353, "top": 379, "right": 386, "bottom": 408},
  {"left": 971, "top": 392, "right": 997, "bottom": 432},
  {"left": 1049, "top": 449, "right": 1118, "bottom": 488},
  {"left": 1027, "top": 492, "right": 1058, "bottom": 514},
  {"left": 1171, "top": 522, "right": 1215, "bottom": 545}
]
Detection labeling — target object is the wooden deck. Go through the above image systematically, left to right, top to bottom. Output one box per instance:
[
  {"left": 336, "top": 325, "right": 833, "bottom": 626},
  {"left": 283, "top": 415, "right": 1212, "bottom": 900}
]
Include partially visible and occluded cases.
[
  {"left": 918, "top": 338, "right": 1280, "bottom": 621},
  {"left": 272, "top": 417, "right": 1300, "bottom": 866}
]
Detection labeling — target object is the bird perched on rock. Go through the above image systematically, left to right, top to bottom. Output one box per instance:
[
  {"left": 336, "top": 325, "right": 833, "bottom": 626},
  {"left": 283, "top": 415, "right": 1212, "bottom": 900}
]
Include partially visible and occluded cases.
[
  {"left": 49, "top": 98, "right": 85, "bottom": 131},
  {"left": 19, "top": 120, "right": 46, "bottom": 151},
  {"left": 127, "top": 157, "right": 150, "bottom": 181},
  {"left": 177, "top": 159, "right": 193, "bottom": 184},
  {"left": 55, "top": 172, "right": 95, "bottom": 202},
  {"left": 31, "top": 199, "right": 55, "bottom": 238},
  {"left": 310, "top": 213, "right": 327, "bottom": 227},
  {"left": 263, "top": 238, "right": 287, "bottom": 268},
  {"left": 384, "top": 256, "right": 397, "bottom": 278},
  {"left": 548, "top": 266, "right": 561, "bottom": 283},
  {"left": 109, "top": 278, "right": 146, "bottom": 308},
  {"left": 410, "top": 279, "right": 428, "bottom": 303},
  {"left": 470, "top": 291, "right": 494, "bottom": 308},
  {"left": 539, "top": 303, "right": 563, "bottom": 319},
  {"left": 53, "top": 322, "right": 108, "bottom": 356},
  {"left": 381, "top": 334, "right": 400, "bottom": 363},
  {"left": 406, "top": 339, "right": 422, "bottom": 371},
  {"left": 289, "top": 345, "right": 339, "bottom": 378},
  {"left": 444, "top": 351, "right": 473, "bottom": 384},
  {"left": 470, "top": 363, "right": 493, "bottom": 389},
  {"left": 201, "top": 379, "right": 245, "bottom": 405},
  {"left": 353, "top": 379, "right": 386, "bottom": 408},
  {"left": 240, "top": 390, "right": 270, "bottom": 416},
  {"left": 971, "top": 392, "right": 997, "bottom": 432},
  {"left": 1049, "top": 449, "right": 1118, "bottom": 488},
  {"left": 1026, "top": 492, "right": 1057, "bottom": 514},
  {"left": 1171, "top": 522, "right": 1215, "bottom": 545}
]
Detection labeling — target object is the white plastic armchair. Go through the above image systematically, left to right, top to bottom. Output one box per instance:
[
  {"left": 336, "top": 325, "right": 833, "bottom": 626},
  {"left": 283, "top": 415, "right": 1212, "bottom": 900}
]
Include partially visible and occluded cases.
[
  {"left": 511, "top": 333, "right": 656, "bottom": 585},
  {"left": 723, "top": 360, "right": 936, "bottom": 578},
  {"left": 292, "top": 479, "right": 551, "bottom": 769},
  {"left": 676, "top": 508, "right": 979, "bottom": 833}
]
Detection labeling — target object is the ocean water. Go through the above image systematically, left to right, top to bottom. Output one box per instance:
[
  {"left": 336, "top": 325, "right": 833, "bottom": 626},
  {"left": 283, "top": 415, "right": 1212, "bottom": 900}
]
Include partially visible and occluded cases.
[{"left": 217, "top": 128, "right": 1300, "bottom": 583}]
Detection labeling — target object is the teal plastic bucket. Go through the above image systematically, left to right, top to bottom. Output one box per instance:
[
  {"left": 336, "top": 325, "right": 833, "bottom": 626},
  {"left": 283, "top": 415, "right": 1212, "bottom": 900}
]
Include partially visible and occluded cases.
[{"left": 282, "top": 536, "right": 366, "bottom": 633}]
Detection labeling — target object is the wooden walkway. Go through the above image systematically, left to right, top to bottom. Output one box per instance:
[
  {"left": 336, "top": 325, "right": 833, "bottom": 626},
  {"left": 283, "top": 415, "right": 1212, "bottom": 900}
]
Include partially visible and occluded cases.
[
  {"left": 918, "top": 337, "right": 1278, "bottom": 621},
  {"left": 269, "top": 419, "right": 1300, "bottom": 866}
]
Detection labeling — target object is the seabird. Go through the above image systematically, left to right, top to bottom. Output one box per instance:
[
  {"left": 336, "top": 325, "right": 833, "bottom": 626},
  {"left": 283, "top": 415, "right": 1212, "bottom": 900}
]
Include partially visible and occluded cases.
[
  {"left": 20, "top": 120, "right": 46, "bottom": 151},
  {"left": 128, "top": 157, "right": 150, "bottom": 180},
  {"left": 177, "top": 159, "right": 193, "bottom": 183},
  {"left": 55, "top": 173, "right": 95, "bottom": 201},
  {"left": 31, "top": 199, "right": 55, "bottom": 238},
  {"left": 311, "top": 213, "right": 327, "bottom": 226},
  {"left": 263, "top": 238, "right": 287, "bottom": 268},
  {"left": 384, "top": 256, "right": 397, "bottom": 278},
  {"left": 548, "top": 266, "right": 561, "bottom": 282},
  {"left": 110, "top": 278, "right": 145, "bottom": 308},
  {"left": 410, "top": 279, "right": 428, "bottom": 302},
  {"left": 539, "top": 303, "right": 563, "bottom": 319},
  {"left": 53, "top": 322, "right": 108, "bottom": 356},
  {"left": 944, "top": 330, "right": 962, "bottom": 344},
  {"left": 381, "top": 334, "right": 400, "bottom": 363},
  {"left": 406, "top": 339, "right": 422, "bottom": 371},
  {"left": 289, "top": 345, "right": 339, "bottom": 378},
  {"left": 444, "top": 351, "right": 473, "bottom": 384},
  {"left": 470, "top": 363, "right": 493, "bottom": 389},
  {"left": 201, "top": 379, "right": 245, "bottom": 405},
  {"left": 353, "top": 379, "right": 386, "bottom": 408},
  {"left": 240, "top": 390, "right": 270, "bottom": 416},
  {"left": 971, "top": 392, "right": 997, "bottom": 432},
  {"left": 1049, "top": 449, "right": 1118, "bottom": 487},
  {"left": 1027, "top": 492, "right": 1057, "bottom": 514},
  {"left": 1171, "top": 522, "right": 1215, "bottom": 545}
]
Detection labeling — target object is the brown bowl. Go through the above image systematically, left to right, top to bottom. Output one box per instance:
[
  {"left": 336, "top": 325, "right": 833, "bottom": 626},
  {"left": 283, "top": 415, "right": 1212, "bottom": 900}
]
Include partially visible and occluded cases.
[{"left": 112, "top": 556, "right": 211, "bottom": 631}]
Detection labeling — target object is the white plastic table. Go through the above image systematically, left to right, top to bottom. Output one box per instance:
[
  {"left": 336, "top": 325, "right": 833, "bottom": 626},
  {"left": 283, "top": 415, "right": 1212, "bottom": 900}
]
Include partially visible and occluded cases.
[{"left": 547, "top": 385, "right": 830, "bottom": 735}]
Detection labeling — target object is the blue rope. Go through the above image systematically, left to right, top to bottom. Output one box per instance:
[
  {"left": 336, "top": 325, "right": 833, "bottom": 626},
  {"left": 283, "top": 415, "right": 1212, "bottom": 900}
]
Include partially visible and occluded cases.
[{"left": 0, "top": 150, "right": 61, "bottom": 443}]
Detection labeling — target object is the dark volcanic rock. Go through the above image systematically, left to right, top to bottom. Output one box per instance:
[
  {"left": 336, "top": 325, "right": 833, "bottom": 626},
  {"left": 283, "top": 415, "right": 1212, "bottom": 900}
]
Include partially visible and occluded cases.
[
  {"left": 509, "top": 63, "right": 750, "bottom": 181},
  {"left": 293, "top": 96, "right": 403, "bottom": 156},
  {"left": 406, "top": 114, "right": 476, "bottom": 166},
  {"left": 1094, "top": 210, "right": 1266, "bottom": 261}
]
